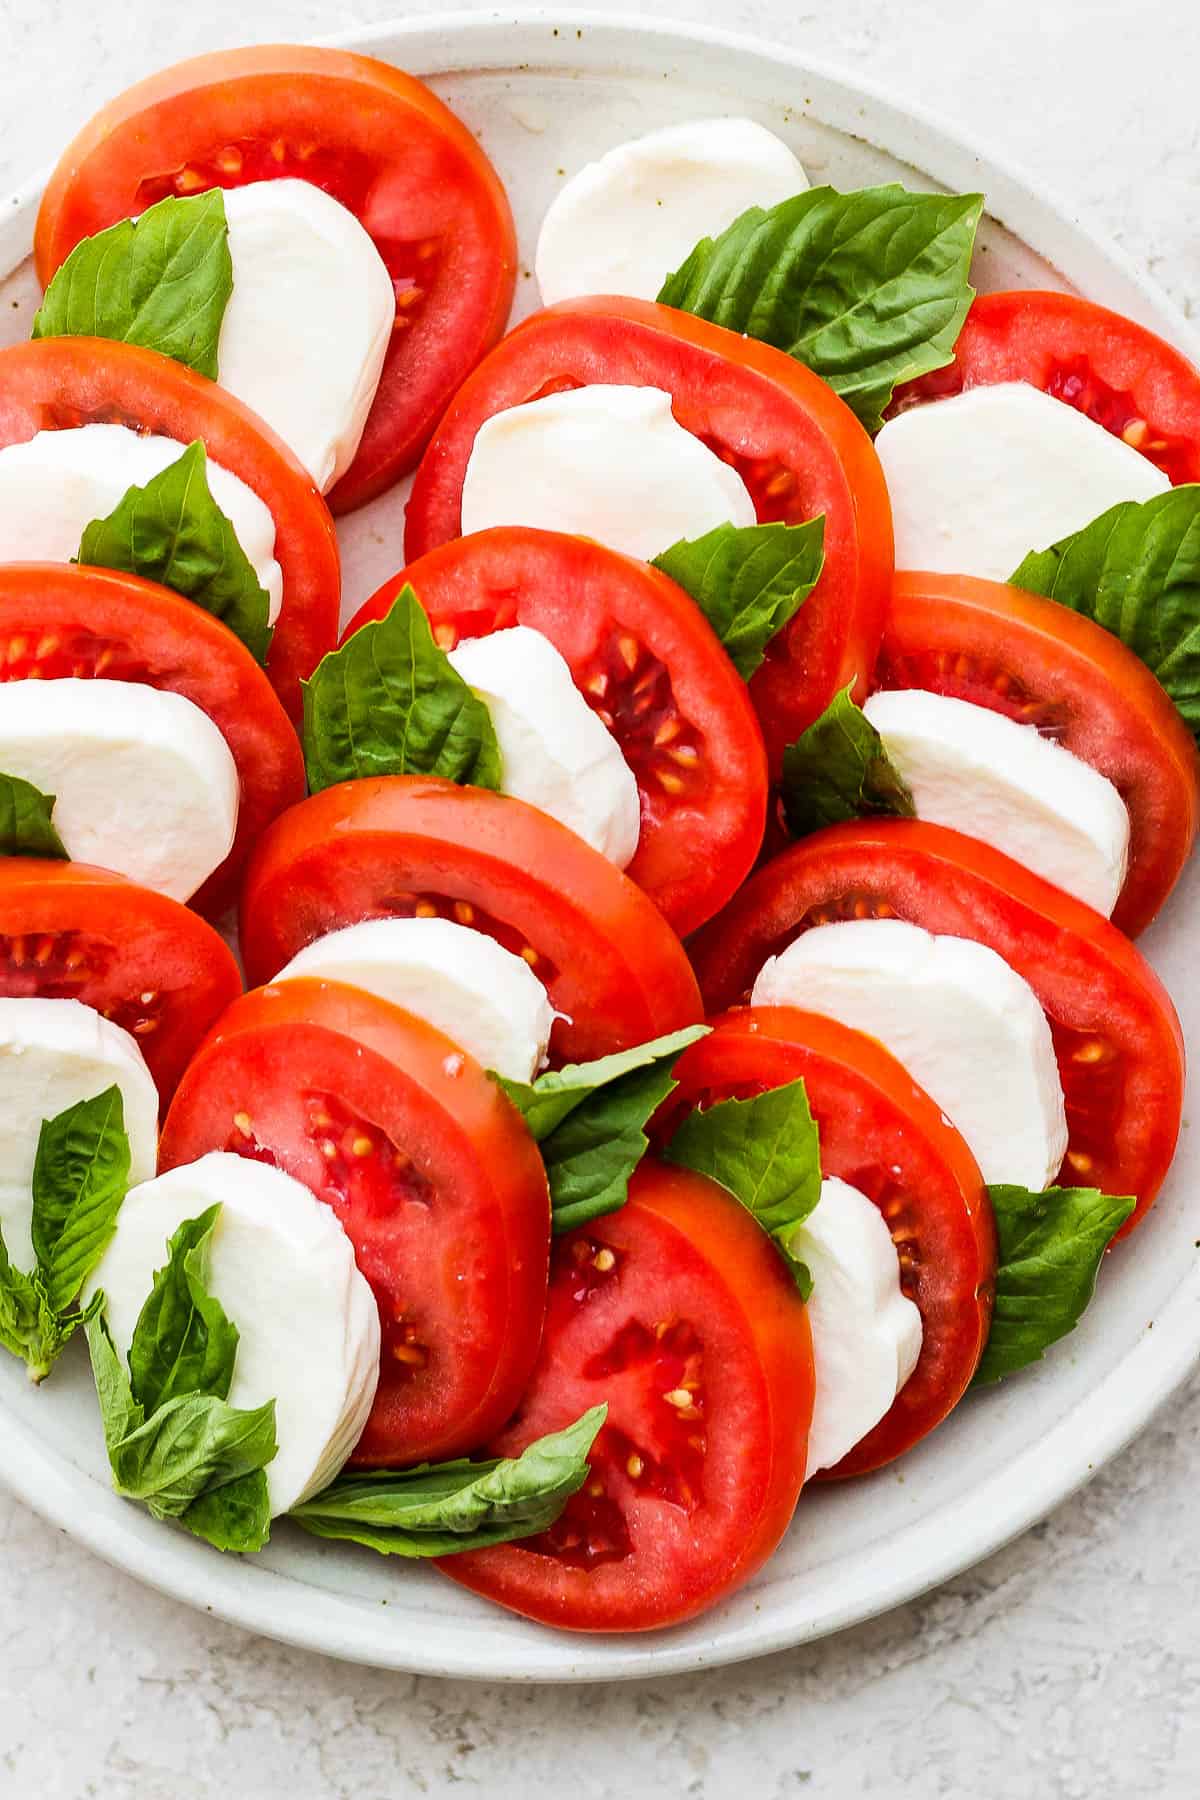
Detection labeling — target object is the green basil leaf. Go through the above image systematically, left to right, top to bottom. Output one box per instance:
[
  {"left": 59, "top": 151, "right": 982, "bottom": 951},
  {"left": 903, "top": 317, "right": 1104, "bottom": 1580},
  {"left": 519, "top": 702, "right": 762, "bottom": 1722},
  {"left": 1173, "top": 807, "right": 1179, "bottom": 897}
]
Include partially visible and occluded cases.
[
  {"left": 658, "top": 185, "right": 984, "bottom": 433},
  {"left": 32, "top": 191, "right": 233, "bottom": 381},
  {"left": 77, "top": 440, "right": 272, "bottom": 665},
  {"left": 1011, "top": 487, "right": 1200, "bottom": 739},
  {"left": 653, "top": 519, "right": 825, "bottom": 680},
  {"left": 302, "top": 586, "right": 503, "bottom": 795},
  {"left": 780, "top": 686, "right": 915, "bottom": 838},
  {"left": 0, "top": 772, "right": 68, "bottom": 859},
  {"left": 495, "top": 1027, "right": 709, "bottom": 1139},
  {"left": 31, "top": 1086, "right": 131, "bottom": 1314},
  {"left": 973, "top": 1185, "right": 1135, "bottom": 1385},
  {"left": 127, "top": 1205, "right": 239, "bottom": 1414},
  {"left": 0, "top": 1229, "right": 64, "bottom": 1378},
  {"left": 85, "top": 1306, "right": 145, "bottom": 1450},
  {"left": 107, "top": 1388, "right": 278, "bottom": 1520},
  {"left": 291, "top": 1405, "right": 605, "bottom": 1557},
  {"left": 178, "top": 1469, "right": 272, "bottom": 1554}
]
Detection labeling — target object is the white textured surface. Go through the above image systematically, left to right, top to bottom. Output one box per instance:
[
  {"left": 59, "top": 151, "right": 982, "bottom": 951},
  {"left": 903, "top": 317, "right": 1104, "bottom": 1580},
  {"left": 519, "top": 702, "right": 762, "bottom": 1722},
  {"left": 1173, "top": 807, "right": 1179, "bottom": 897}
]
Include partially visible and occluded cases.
[{"left": 1, "top": 0, "right": 1198, "bottom": 1792}]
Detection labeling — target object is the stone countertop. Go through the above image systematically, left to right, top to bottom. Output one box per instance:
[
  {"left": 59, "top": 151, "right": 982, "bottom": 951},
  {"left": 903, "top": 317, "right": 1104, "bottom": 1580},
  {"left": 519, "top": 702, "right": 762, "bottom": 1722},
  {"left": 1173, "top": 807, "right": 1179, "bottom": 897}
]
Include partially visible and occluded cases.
[{"left": 1, "top": 1, "right": 1197, "bottom": 1793}]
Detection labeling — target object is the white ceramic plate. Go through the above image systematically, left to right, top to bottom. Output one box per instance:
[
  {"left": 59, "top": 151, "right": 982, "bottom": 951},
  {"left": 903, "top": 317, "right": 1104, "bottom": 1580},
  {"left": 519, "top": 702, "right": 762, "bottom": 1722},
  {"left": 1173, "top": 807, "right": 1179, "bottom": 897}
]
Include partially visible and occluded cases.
[{"left": 0, "top": 8, "right": 1197, "bottom": 1684}]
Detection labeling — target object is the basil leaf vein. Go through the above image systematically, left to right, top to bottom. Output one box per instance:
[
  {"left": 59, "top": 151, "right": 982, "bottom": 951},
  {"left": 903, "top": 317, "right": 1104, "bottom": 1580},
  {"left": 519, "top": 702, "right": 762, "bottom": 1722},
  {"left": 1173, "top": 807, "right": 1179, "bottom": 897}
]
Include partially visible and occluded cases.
[
  {"left": 653, "top": 519, "right": 825, "bottom": 680},
  {"left": 780, "top": 685, "right": 915, "bottom": 838}
]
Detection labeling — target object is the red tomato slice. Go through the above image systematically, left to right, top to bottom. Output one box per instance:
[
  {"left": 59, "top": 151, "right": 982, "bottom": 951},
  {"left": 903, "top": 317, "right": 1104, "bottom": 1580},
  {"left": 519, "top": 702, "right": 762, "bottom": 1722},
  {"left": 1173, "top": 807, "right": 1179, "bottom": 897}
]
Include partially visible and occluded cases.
[
  {"left": 34, "top": 44, "right": 517, "bottom": 514},
  {"left": 890, "top": 290, "right": 1200, "bottom": 484},
  {"left": 405, "top": 297, "right": 894, "bottom": 763},
  {"left": 0, "top": 338, "right": 339, "bottom": 725},
  {"left": 345, "top": 527, "right": 768, "bottom": 936},
  {"left": 0, "top": 563, "right": 305, "bottom": 919},
  {"left": 876, "top": 571, "right": 1200, "bottom": 937},
  {"left": 239, "top": 776, "right": 704, "bottom": 1065},
  {"left": 689, "top": 820, "right": 1184, "bottom": 1233},
  {"left": 0, "top": 860, "right": 241, "bottom": 1100},
  {"left": 158, "top": 977, "right": 550, "bottom": 1467},
  {"left": 658, "top": 1008, "right": 994, "bottom": 1477},
  {"left": 438, "top": 1160, "right": 813, "bottom": 1632}
]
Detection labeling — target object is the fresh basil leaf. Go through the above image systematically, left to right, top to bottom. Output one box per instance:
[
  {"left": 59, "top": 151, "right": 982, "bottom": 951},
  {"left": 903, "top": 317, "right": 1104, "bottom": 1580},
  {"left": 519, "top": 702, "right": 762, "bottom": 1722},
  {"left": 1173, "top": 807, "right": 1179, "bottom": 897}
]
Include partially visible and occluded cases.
[
  {"left": 658, "top": 185, "right": 984, "bottom": 432},
  {"left": 32, "top": 190, "right": 233, "bottom": 381},
  {"left": 77, "top": 440, "right": 272, "bottom": 665},
  {"left": 1011, "top": 487, "right": 1200, "bottom": 739},
  {"left": 653, "top": 519, "right": 825, "bottom": 680},
  {"left": 302, "top": 586, "right": 503, "bottom": 795},
  {"left": 780, "top": 686, "right": 915, "bottom": 838},
  {"left": 0, "top": 772, "right": 68, "bottom": 859},
  {"left": 496, "top": 1028, "right": 708, "bottom": 1139},
  {"left": 665, "top": 1081, "right": 822, "bottom": 1296},
  {"left": 31, "top": 1086, "right": 130, "bottom": 1314},
  {"left": 973, "top": 1185, "right": 1135, "bottom": 1385},
  {"left": 127, "top": 1205, "right": 239, "bottom": 1414},
  {"left": 0, "top": 1229, "right": 62, "bottom": 1377},
  {"left": 86, "top": 1305, "right": 145, "bottom": 1450},
  {"left": 106, "top": 1388, "right": 278, "bottom": 1521},
  {"left": 291, "top": 1405, "right": 605, "bottom": 1557},
  {"left": 178, "top": 1469, "right": 272, "bottom": 1554}
]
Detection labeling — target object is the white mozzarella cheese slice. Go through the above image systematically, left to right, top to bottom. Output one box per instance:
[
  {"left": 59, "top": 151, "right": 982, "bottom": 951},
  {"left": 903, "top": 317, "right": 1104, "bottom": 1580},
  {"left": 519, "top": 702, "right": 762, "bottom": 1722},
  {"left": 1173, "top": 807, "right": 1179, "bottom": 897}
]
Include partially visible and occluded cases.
[
  {"left": 535, "top": 116, "right": 809, "bottom": 305},
  {"left": 219, "top": 180, "right": 396, "bottom": 493},
  {"left": 875, "top": 382, "right": 1170, "bottom": 581},
  {"left": 460, "top": 384, "right": 757, "bottom": 563},
  {"left": 0, "top": 423, "right": 283, "bottom": 623},
  {"left": 447, "top": 626, "right": 641, "bottom": 866},
  {"left": 0, "top": 678, "right": 239, "bottom": 903},
  {"left": 863, "top": 689, "right": 1130, "bottom": 916},
  {"left": 273, "top": 915, "right": 556, "bottom": 1081},
  {"left": 752, "top": 917, "right": 1067, "bottom": 1189},
  {"left": 0, "top": 998, "right": 158, "bottom": 1272},
  {"left": 84, "top": 1152, "right": 380, "bottom": 1516},
  {"left": 796, "top": 1175, "right": 923, "bottom": 1475}
]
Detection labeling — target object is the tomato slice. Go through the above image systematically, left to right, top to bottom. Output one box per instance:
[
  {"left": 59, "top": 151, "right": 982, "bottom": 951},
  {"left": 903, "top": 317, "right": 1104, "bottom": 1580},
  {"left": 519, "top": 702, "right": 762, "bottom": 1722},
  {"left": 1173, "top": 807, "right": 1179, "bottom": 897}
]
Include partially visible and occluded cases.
[
  {"left": 34, "top": 44, "right": 517, "bottom": 515},
  {"left": 890, "top": 290, "right": 1200, "bottom": 484},
  {"left": 405, "top": 297, "right": 894, "bottom": 764},
  {"left": 345, "top": 527, "right": 768, "bottom": 936},
  {"left": 0, "top": 563, "right": 305, "bottom": 919},
  {"left": 876, "top": 571, "right": 1200, "bottom": 937},
  {"left": 239, "top": 775, "right": 703, "bottom": 1064},
  {"left": 689, "top": 820, "right": 1184, "bottom": 1232},
  {"left": 0, "top": 859, "right": 241, "bottom": 1100},
  {"left": 158, "top": 977, "right": 550, "bottom": 1466},
  {"left": 657, "top": 1008, "right": 994, "bottom": 1477},
  {"left": 438, "top": 1160, "right": 813, "bottom": 1631}
]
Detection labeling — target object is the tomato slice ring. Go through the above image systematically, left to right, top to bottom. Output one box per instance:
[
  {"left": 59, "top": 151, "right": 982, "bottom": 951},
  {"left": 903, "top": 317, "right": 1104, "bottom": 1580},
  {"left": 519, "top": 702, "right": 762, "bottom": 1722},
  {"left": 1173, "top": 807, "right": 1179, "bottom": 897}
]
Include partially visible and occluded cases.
[
  {"left": 34, "top": 44, "right": 518, "bottom": 514},
  {"left": 405, "top": 296, "right": 894, "bottom": 763},
  {"left": 345, "top": 527, "right": 768, "bottom": 936},
  {"left": 0, "top": 563, "right": 305, "bottom": 919},
  {"left": 876, "top": 571, "right": 1200, "bottom": 937},
  {"left": 688, "top": 819, "right": 1184, "bottom": 1232},
  {"left": 0, "top": 859, "right": 241, "bottom": 1100},
  {"left": 158, "top": 976, "right": 550, "bottom": 1466},
  {"left": 659, "top": 1007, "right": 994, "bottom": 1477},
  {"left": 438, "top": 1160, "right": 813, "bottom": 1632}
]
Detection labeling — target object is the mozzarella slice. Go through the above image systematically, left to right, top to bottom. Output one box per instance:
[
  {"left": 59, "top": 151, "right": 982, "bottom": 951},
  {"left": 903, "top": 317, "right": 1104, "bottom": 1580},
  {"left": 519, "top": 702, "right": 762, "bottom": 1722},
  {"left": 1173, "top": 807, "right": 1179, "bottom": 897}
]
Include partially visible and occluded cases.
[
  {"left": 536, "top": 116, "right": 808, "bottom": 305},
  {"left": 218, "top": 181, "right": 395, "bottom": 493},
  {"left": 876, "top": 382, "right": 1170, "bottom": 580},
  {"left": 460, "top": 385, "right": 757, "bottom": 563},
  {"left": 0, "top": 424, "right": 283, "bottom": 623},
  {"left": 448, "top": 627, "right": 641, "bottom": 866},
  {"left": 0, "top": 678, "right": 239, "bottom": 903},
  {"left": 863, "top": 689, "right": 1130, "bottom": 916},
  {"left": 273, "top": 916, "right": 556, "bottom": 1081},
  {"left": 752, "top": 918, "right": 1067, "bottom": 1189},
  {"left": 0, "top": 998, "right": 158, "bottom": 1273},
  {"left": 84, "top": 1152, "right": 380, "bottom": 1516},
  {"left": 796, "top": 1176, "right": 922, "bottom": 1475}
]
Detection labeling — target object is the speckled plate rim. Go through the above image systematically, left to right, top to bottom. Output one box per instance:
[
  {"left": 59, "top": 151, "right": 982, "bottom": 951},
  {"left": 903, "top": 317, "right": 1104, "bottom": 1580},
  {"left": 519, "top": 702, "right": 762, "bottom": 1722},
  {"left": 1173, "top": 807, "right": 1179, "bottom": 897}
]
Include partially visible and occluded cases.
[{"left": 1, "top": 6, "right": 1198, "bottom": 1683}]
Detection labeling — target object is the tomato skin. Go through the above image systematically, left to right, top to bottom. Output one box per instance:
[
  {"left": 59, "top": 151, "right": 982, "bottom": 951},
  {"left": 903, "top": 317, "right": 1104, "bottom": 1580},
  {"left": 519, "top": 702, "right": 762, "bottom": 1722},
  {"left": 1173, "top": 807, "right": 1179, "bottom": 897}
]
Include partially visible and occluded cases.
[
  {"left": 35, "top": 43, "right": 518, "bottom": 514},
  {"left": 405, "top": 297, "right": 894, "bottom": 763},
  {"left": 0, "top": 338, "right": 339, "bottom": 725},
  {"left": 346, "top": 527, "right": 768, "bottom": 936},
  {"left": 0, "top": 563, "right": 305, "bottom": 918},
  {"left": 876, "top": 571, "right": 1200, "bottom": 937},
  {"left": 239, "top": 775, "right": 704, "bottom": 1064},
  {"left": 689, "top": 820, "right": 1184, "bottom": 1233},
  {"left": 0, "top": 859, "right": 241, "bottom": 1100},
  {"left": 158, "top": 977, "right": 551, "bottom": 1466},
  {"left": 660, "top": 1008, "right": 994, "bottom": 1477},
  {"left": 439, "top": 1160, "right": 813, "bottom": 1632}
]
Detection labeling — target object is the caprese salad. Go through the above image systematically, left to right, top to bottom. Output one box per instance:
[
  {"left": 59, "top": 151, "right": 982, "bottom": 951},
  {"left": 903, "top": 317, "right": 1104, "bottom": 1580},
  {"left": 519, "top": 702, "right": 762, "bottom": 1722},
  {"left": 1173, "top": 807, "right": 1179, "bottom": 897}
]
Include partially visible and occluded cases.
[{"left": 0, "top": 45, "right": 1196, "bottom": 1638}]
